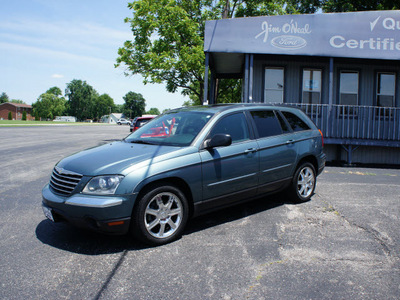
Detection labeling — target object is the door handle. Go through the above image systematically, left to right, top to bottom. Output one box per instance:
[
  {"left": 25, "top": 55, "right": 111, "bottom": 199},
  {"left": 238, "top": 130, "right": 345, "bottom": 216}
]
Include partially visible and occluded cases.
[
  {"left": 286, "top": 140, "right": 294, "bottom": 144},
  {"left": 244, "top": 148, "right": 257, "bottom": 154}
]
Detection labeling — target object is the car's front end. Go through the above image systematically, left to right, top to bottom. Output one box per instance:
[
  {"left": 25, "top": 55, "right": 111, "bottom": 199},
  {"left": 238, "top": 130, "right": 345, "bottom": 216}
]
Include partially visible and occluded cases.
[
  {"left": 41, "top": 108, "right": 215, "bottom": 236},
  {"left": 42, "top": 164, "right": 137, "bottom": 234}
]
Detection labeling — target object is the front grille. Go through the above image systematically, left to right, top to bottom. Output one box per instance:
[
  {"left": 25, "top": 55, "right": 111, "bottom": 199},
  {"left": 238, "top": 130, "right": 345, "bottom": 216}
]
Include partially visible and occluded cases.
[{"left": 49, "top": 166, "right": 83, "bottom": 196}]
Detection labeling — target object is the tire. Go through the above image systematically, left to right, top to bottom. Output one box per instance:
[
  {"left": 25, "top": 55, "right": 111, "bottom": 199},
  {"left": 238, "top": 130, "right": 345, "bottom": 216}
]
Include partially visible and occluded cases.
[
  {"left": 287, "top": 162, "right": 316, "bottom": 203},
  {"left": 131, "top": 184, "right": 189, "bottom": 246}
]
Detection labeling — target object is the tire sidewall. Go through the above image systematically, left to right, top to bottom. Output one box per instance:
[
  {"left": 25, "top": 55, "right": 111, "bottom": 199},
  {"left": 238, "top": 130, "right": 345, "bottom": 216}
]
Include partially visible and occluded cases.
[
  {"left": 291, "top": 162, "right": 316, "bottom": 203},
  {"left": 132, "top": 184, "right": 189, "bottom": 246}
]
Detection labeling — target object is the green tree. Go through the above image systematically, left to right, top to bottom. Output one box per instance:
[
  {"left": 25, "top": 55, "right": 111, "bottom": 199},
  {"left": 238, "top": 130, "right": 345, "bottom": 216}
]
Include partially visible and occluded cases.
[
  {"left": 117, "top": 0, "right": 297, "bottom": 104},
  {"left": 117, "top": 0, "right": 207, "bottom": 103},
  {"left": 286, "top": 0, "right": 322, "bottom": 14},
  {"left": 321, "top": 0, "right": 398, "bottom": 12},
  {"left": 65, "top": 79, "right": 98, "bottom": 121},
  {"left": 46, "top": 87, "right": 63, "bottom": 97},
  {"left": 123, "top": 91, "right": 146, "bottom": 119},
  {"left": 0, "top": 92, "right": 9, "bottom": 104},
  {"left": 33, "top": 92, "right": 67, "bottom": 120},
  {"left": 94, "top": 94, "right": 116, "bottom": 121},
  {"left": 10, "top": 99, "right": 26, "bottom": 104},
  {"left": 114, "top": 104, "right": 124, "bottom": 113},
  {"left": 146, "top": 107, "right": 160, "bottom": 115},
  {"left": 8, "top": 111, "right": 12, "bottom": 120},
  {"left": 22, "top": 111, "right": 27, "bottom": 121}
]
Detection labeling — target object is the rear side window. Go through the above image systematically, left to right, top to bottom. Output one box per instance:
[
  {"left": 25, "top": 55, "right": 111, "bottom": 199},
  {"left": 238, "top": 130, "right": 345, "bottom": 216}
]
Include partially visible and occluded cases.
[
  {"left": 250, "top": 110, "right": 283, "bottom": 138},
  {"left": 281, "top": 111, "right": 311, "bottom": 132},
  {"left": 276, "top": 112, "right": 291, "bottom": 134},
  {"left": 136, "top": 118, "right": 152, "bottom": 127}
]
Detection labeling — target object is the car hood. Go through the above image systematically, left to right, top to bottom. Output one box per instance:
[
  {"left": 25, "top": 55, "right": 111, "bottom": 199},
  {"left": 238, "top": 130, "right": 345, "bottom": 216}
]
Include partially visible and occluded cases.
[{"left": 56, "top": 141, "right": 190, "bottom": 176}]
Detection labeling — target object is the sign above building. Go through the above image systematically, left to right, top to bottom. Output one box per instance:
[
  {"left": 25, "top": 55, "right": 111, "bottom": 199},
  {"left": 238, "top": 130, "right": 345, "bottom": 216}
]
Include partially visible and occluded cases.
[{"left": 204, "top": 10, "right": 400, "bottom": 60}]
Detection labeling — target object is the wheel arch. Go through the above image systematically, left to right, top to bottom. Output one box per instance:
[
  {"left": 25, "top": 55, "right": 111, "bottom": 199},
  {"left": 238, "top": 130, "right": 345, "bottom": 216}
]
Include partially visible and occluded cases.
[
  {"left": 295, "top": 155, "right": 318, "bottom": 175},
  {"left": 133, "top": 177, "right": 195, "bottom": 218}
]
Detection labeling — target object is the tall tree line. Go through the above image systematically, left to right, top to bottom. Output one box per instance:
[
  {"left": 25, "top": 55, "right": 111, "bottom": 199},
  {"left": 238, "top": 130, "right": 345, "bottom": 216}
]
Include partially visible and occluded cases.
[{"left": 31, "top": 79, "right": 149, "bottom": 121}]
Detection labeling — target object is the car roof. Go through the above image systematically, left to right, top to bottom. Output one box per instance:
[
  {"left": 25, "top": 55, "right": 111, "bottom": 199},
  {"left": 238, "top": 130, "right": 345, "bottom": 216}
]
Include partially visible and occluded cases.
[
  {"left": 167, "top": 103, "right": 303, "bottom": 114},
  {"left": 136, "top": 116, "right": 156, "bottom": 120}
]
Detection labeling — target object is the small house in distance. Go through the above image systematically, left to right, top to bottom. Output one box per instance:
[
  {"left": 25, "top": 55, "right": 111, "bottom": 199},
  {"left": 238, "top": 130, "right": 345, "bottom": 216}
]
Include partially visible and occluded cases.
[
  {"left": 203, "top": 10, "right": 400, "bottom": 165},
  {"left": 0, "top": 102, "right": 33, "bottom": 120},
  {"left": 101, "top": 113, "right": 123, "bottom": 124},
  {"left": 53, "top": 116, "right": 76, "bottom": 122}
]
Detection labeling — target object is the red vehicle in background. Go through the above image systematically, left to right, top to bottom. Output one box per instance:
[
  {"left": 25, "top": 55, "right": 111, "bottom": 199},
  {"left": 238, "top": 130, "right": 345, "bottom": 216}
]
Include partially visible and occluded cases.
[
  {"left": 130, "top": 115, "right": 157, "bottom": 132},
  {"left": 140, "top": 118, "right": 176, "bottom": 138}
]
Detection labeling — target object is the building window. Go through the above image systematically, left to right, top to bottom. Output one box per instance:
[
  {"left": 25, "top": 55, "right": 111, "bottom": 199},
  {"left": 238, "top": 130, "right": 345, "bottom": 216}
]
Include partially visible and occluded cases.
[
  {"left": 264, "top": 67, "right": 284, "bottom": 104},
  {"left": 302, "top": 69, "right": 321, "bottom": 104},
  {"left": 339, "top": 71, "right": 359, "bottom": 106},
  {"left": 376, "top": 72, "right": 396, "bottom": 107}
]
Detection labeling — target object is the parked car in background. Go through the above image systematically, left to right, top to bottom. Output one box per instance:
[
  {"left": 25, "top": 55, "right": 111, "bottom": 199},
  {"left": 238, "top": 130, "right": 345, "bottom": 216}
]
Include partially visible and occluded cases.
[
  {"left": 42, "top": 104, "right": 325, "bottom": 246},
  {"left": 130, "top": 115, "right": 157, "bottom": 132},
  {"left": 117, "top": 118, "right": 131, "bottom": 125}
]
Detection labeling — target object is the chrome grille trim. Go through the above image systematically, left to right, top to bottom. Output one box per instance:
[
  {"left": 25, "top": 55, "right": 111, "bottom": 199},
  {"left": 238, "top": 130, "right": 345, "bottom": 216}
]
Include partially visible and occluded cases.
[{"left": 49, "top": 166, "right": 83, "bottom": 196}]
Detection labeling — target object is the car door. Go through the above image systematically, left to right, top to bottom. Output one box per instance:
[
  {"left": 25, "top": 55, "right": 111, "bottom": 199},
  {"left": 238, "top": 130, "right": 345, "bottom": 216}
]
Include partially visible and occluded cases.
[
  {"left": 249, "top": 110, "right": 298, "bottom": 195},
  {"left": 200, "top": 112, "right": 259, "bottom": 205}
]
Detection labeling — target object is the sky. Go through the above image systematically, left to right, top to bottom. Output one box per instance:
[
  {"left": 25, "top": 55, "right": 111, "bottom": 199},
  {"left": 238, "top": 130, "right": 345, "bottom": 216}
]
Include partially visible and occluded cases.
[{"left": 0, "top": 0, "right": 188, "bottom": 112}]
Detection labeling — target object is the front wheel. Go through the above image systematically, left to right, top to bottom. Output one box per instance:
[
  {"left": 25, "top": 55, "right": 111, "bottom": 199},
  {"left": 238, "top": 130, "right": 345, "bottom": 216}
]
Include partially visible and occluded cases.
[
  {"left": 287, "top": 162, "right": 316, "bottom": 203},
  {"left": 131, "top": 184, "right": 189, "bottom": 246}
]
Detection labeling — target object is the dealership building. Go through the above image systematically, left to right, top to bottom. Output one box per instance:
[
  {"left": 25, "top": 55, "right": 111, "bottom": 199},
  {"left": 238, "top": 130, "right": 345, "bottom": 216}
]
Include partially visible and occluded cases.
[{"left": 203, "top": 10, "right": 400, "bottom": 165}]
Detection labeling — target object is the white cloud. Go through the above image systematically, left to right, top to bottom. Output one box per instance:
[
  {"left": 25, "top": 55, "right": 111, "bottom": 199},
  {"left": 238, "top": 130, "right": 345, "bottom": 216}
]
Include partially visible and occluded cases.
[{"left": 51, "top": 74, "right": 64, "bottom": 78}]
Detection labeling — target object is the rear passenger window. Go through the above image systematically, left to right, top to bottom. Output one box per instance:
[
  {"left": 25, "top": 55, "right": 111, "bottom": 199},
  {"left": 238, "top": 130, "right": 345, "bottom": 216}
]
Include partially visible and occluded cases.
[
  {"left": 250, "top": 110, "right": 282, "bottom": 138},
  {"left": 281, "top": 111, "right": 311, "bottom": 132},
  {"left": 276, "top": 112, "right": 290, "bottom": 134}
]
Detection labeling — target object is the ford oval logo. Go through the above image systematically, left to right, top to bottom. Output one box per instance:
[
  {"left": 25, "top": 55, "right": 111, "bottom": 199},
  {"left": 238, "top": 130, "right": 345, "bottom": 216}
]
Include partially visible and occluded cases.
[{"left": 271, "top": 35, "right": 307, "bottom": 50}]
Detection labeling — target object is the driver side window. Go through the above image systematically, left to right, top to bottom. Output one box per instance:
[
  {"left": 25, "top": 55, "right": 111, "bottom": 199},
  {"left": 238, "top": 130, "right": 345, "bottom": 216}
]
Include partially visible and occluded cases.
[{"left": 208, "top": 113, "right": 249, "bottom": 143}]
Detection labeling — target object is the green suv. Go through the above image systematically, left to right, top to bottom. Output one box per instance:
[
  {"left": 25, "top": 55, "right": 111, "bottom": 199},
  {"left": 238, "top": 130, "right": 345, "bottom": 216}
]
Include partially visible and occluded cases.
[{"left": 42, "top": 104, "right": 325, "bottom": 246}]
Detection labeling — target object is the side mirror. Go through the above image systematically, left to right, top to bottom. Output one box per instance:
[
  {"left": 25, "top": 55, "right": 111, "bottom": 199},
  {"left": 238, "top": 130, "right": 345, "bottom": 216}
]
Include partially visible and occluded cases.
[{"left": 203, "top": 134, "right": 232, "bottom": 149}]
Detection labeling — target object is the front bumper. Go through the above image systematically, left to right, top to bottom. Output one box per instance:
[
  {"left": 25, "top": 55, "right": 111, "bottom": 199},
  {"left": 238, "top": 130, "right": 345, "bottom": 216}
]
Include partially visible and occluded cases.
[{"left": 42, "top": 184, "right": 137, "bottom": 235}]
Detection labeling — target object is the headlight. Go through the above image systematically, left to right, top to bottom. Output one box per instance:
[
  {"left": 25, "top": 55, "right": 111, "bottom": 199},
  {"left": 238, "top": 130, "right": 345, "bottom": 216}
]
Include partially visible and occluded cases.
[{"left": 82, "top": 175, "right": 124, "bottom": 195}]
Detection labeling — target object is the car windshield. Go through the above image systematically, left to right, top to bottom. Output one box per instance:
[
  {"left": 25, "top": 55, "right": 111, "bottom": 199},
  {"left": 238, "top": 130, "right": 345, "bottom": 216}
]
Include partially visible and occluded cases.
[{"left": 125, "top": 111, "right": 214, "bottom": 146}]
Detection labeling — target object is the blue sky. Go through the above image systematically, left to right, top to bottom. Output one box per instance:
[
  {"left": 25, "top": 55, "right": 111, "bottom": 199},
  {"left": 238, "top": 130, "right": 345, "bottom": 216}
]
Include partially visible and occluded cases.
[{"left": 0, "top": 0, "right": 188, "bottom": 112}]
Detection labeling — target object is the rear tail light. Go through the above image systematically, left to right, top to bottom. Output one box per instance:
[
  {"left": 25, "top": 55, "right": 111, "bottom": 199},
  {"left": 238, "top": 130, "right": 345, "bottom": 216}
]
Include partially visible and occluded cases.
[{"left": 318, "top": 129, "right": 324, "bottom": 147}]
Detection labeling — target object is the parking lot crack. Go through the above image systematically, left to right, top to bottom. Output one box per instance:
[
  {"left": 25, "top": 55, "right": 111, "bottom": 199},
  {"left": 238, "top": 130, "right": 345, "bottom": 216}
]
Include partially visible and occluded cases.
[
  {"left": 320, "top": 199, "right": 396, "bottom": 260},
  {"left": 93, "top": 250, "right": 128, "bottom": 300}
]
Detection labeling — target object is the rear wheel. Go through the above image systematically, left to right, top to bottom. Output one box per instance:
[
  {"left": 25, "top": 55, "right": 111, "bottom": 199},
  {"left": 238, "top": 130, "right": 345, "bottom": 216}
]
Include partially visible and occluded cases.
[
  {"left": 288, "top": 162, "right": 316, "bottom": 203},
  {"left": 131, "top": 184, "right": 189, "bottom": 246}
]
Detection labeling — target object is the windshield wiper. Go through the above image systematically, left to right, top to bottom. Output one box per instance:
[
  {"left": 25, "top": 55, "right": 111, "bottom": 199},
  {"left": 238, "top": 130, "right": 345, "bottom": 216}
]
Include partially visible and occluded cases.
[{"left": 128, "top": 139, "right": 157, "bottom": 145}]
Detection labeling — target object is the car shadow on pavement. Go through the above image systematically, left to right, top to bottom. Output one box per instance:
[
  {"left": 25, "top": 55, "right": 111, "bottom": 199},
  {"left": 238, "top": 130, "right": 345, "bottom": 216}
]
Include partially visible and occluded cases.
[
  {"left": 35, "top": 193, "right": 301, "bottom": 255},
  {"left": 184, "top": 194, "right": 290, "bottom": 236},
  {"left": 35, "top": 220, "right": 148, "bottom": 255}
]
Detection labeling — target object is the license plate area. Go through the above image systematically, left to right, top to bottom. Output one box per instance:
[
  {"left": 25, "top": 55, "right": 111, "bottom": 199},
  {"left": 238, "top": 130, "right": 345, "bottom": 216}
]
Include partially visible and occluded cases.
[{"left": 42, "top": 206, "right": 55, "bottom": 222}]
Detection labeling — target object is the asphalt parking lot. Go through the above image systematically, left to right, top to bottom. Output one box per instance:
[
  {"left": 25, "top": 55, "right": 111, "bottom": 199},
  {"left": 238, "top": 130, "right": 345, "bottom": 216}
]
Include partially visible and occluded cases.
[{"left": 0, "top": 125, "right": 399, "bottom": 299}]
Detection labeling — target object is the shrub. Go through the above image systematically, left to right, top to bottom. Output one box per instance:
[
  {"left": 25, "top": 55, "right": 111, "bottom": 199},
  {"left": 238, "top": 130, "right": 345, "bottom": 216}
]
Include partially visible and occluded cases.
[
  {"left": 8, "top": 111, "right": 12, "bottom": 120},
  {"left": 22, "top": 111, "right": 27, "bottom": 121}
]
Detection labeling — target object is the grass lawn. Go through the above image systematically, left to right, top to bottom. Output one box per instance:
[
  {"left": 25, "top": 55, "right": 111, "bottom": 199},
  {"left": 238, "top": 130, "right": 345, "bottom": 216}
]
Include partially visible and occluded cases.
[{"left": 0, "top": 120, "right": 112, "bottom": 127}]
